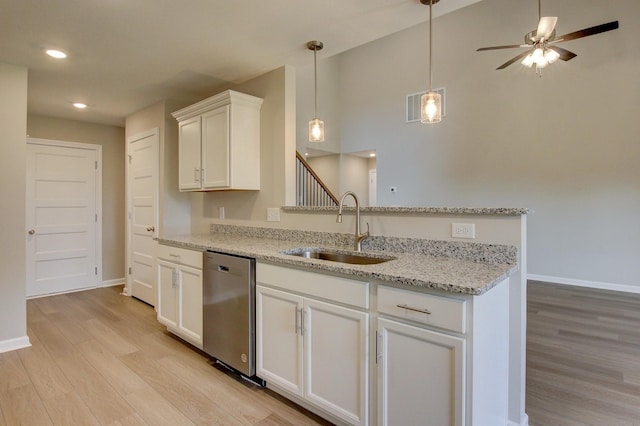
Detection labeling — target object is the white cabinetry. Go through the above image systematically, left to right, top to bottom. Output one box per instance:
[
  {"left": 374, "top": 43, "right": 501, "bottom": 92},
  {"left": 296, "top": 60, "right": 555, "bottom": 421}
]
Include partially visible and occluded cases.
[
  {"left": 172, "top": 90, "right": 263, "bottom": 191},
  {"left": 156, "top": 244, "right": 203, "bottom": 348},
  {"left": 256, "top": 263, "right": 369, "bottom": 426},
  {"left": 376, "top": 282, "right": 509, "bottom": 426},
  {"left": 377, "top": 318, "right": 465, "bottom": 426}
]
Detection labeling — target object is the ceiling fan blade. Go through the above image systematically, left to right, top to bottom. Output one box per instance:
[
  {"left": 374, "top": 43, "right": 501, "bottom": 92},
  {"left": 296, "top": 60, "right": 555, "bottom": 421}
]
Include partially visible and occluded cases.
[
  {"left": 536, "top": 16, "right": 558, "bottom": 41},
  {"left": 555, "top": 21, "right": 619, "bottom": 43},
  {"left": 477, "top": 44, "right": 527, "bottom": 52},
  {"left": 548, "top": 46, "right": 577, "bottom": 61},
  {"left": 496, "top": 50, "right": 532, "bottom": 70}
]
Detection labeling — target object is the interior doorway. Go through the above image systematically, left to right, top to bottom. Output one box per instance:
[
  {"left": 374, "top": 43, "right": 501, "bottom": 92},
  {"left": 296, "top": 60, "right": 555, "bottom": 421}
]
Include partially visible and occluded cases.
[
  {"left": 125, "top": 128, "right": 159, "bottom": 306},
  {"left": 26, "top": 138, "right": 102, "bottom": 297}
]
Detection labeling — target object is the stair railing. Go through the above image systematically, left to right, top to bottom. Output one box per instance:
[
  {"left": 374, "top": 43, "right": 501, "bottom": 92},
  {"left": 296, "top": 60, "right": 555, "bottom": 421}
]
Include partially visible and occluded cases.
[{"left": 296, "top": 151, "right": 339, "bottom": 207}]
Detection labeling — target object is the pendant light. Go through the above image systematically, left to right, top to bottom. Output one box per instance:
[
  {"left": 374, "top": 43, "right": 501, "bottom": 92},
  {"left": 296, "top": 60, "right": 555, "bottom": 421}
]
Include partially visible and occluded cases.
[
  {"left": 420, "top": 0, "right": 442, "bottom": 124},
  {"left": 307, "top": 40, "right": 325, "bottom": 142}
]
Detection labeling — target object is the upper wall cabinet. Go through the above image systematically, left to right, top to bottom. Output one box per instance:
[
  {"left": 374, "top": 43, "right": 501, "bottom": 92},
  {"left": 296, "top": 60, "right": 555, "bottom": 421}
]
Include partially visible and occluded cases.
[{"left": 172, "top": 90, "right": 263, "bottom": 191}]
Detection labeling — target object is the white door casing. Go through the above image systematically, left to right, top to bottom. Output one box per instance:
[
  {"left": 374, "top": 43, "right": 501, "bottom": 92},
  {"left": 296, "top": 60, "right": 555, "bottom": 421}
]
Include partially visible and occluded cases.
[
  {"left": 126, "top": 128, "right": 159, "bottom": 306},
  {"left": 26, "top": 139, "right": 102, "bottom": 297}
]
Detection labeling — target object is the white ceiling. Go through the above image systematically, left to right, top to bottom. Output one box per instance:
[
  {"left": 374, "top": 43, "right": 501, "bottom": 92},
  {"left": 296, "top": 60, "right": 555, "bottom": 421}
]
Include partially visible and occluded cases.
[{"left": 0, "top": 0, "right": 480, "bottom": 126}]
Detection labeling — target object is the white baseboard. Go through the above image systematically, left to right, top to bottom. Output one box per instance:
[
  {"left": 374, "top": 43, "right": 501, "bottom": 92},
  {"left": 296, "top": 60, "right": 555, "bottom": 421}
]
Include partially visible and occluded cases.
[
  {"left": 528, "top": 274, "right": 640, "bottom": 294},
  {"left": 102, "top": 278, "right": 125, "bottom": 288},
  {"left": 0, "top": 335, "right": 31, "bottom": 354},
  {"left": 508, "top": 413, "right": 529, "bottom": 426}
]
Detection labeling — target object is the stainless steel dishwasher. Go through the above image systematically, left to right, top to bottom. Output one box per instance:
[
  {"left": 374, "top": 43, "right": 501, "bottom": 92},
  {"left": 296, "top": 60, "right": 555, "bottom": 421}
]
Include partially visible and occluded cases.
[{"left": 203, "top": 251, "right": 258, "bottom": 380}]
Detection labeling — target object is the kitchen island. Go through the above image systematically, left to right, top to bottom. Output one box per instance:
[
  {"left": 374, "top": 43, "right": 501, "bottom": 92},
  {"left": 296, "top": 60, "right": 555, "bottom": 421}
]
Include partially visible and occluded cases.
[{"left": 157, "top": 222, "right": 523, "bottom": 425}]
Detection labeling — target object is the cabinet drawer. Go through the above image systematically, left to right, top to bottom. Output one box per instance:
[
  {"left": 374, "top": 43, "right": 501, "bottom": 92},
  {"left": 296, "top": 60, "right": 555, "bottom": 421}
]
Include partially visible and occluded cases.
[
  {"left": 157, "top": 244, "right": 203, "bottom": 269},
  {"left": 257, "top": 262, "right": 369, "bottom": 309},
  {"left": 377, "top": 286, "right": 466, "bottom": 333}
]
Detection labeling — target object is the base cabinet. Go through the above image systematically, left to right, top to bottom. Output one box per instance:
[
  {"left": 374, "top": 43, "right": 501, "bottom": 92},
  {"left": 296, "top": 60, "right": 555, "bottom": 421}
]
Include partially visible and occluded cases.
[
  {"left": 156, "top": 245, "right": 203, "bottom": 348},
  {"left": 257, "top": 280, "right": 369, "bottom": 426},
  {"left": 256, "top": 285, "right": 303, "bottom": 395},
  {"left": 377, "top": 318, "right": 465, "bottom": 426}
]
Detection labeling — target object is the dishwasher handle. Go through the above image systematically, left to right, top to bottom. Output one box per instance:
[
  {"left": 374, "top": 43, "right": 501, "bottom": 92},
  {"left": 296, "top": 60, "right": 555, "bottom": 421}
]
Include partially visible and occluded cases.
[{"left": 217, "top": 265, "right": 230, "bottom": 273}]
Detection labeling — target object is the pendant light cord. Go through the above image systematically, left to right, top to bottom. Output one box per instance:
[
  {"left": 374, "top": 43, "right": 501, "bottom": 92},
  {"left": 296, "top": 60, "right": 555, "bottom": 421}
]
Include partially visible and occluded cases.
[
  {"left": 428, "top": 0, "right": 433, "bottom": 92},
  {"left": 538, "top": 0, "right": 541, "bottom": 21},
  {"left": 313, "top": 47, "right": 318, "bottom": 119}
]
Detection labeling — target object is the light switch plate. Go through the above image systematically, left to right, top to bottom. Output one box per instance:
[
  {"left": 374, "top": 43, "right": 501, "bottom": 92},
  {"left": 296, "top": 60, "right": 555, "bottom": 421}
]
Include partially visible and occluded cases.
[
  {"left": 267, "top": 208, "right": 280, "bottom": 222},
  {"left": 452, "top": 223, "right": 475, "bottom": 239}
]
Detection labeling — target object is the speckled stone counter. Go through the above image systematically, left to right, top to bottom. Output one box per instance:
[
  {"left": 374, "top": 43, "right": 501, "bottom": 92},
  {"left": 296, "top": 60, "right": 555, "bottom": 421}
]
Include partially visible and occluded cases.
[
  {"left": 282, "top": 206, "right": 529, "bottom": 215},
  {"left": 158, "top": 225, "right": 519, "bottom": 296}
]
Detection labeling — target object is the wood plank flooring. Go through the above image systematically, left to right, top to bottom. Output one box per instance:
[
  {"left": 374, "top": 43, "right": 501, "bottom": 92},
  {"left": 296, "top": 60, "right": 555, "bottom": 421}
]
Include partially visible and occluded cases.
[
  {"left": 527, "top": 281, "right": 640, "bottom": 426},
  {"left": 4, "top": 282, "right": 640, "bottom": 425},
  {"left": 0, "top": 286, "right": 330, "bottom": 426}
]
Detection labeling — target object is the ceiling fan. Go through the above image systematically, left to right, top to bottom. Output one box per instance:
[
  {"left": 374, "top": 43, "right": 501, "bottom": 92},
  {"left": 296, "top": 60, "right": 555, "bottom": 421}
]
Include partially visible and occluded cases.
[{"left": 476, "top": 0, "right": 619, "bottom": 75}]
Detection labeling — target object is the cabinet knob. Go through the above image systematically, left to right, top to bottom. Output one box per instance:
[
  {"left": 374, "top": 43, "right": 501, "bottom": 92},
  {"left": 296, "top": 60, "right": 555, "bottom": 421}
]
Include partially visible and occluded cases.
[
  {"left": 147, "top": 226, "right": 155, "bottom": 232},
  {"left": 28, "top": 229, "right": 36, "bottom": 235}
]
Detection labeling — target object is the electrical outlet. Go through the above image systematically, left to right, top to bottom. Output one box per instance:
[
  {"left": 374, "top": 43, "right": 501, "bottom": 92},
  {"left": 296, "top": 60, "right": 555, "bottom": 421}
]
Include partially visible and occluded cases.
[
  {"left": 219, "top": 207, "right": 225, "bottom": 220},
  {"left": 267, "top": 208, "right": 280, "bottom": 222},
  {"left": 452, "top": 223, "right": 475, "bottom": 239}
]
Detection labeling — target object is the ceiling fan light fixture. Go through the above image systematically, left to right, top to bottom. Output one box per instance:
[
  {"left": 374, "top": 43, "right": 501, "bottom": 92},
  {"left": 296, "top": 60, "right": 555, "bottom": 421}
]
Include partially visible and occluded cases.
[
  {"left": 477, "top": 0, "right": 619, "bottom": 74},
  {"left": 545, "top": 48, "right": 560, "bottom": 64},
  {"left": 521, "top": 54, "right": 534, "bottom": 67}
]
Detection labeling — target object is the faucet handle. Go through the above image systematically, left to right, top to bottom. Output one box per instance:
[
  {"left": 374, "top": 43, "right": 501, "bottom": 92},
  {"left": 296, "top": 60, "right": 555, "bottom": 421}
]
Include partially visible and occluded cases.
[{"left": 364, "top": 222, "right": 370, "bottom": 237}]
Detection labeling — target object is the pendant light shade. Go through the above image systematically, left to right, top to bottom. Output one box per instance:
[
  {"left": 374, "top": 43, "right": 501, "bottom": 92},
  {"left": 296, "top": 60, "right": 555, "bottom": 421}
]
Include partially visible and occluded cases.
[
  {"left": 420, "top": 0, "right": 442, "bottom": 124},
  {"left": 307, "top": 40, "right": 325, "bottom": 142},
  {"left": 421, "top": 91, "right": 442, "bottom": 123},
  {"left": 309, "top": 118, "right": 324, "bottom": 142}
]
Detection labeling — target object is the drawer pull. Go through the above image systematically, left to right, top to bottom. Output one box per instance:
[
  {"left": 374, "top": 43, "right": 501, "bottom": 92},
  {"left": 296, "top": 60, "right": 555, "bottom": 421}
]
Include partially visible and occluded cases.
[{"left": 397, "top": 304, "right": 432, "bottom": 315}]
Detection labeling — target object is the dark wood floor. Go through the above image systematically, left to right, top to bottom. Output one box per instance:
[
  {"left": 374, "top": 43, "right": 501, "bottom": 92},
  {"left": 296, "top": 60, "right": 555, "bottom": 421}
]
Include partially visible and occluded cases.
[
  {"left": 527, "top": 281, "right": 640, "bottom": 426},
  {"left": 3, "top": 282, "right": 640, "bottom": 425}
]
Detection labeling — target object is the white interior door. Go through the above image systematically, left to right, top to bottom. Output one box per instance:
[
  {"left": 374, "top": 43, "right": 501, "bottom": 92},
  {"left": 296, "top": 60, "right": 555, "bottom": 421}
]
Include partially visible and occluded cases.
[
  {"left": 126, "top": 129, "right": 159, "bottom": 306},
  {"left": 26, "top": 140, "right": 100, "bottom": 297},
  {"left": 369, "top": 169, "right": 377, "bottom": 207}
]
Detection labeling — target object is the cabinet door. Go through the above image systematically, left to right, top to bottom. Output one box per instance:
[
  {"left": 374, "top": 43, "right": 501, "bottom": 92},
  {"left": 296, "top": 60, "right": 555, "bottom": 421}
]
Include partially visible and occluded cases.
[
  {"left": 201, "top": 106, "right": 229, "bottom": 189},
  {"left": 178, "top": 116, "right": 202, "bottom": 190},
  {"left": 156, "top": 260, "right": 178, "bottom": 328},
  {"left": 178, "top": 265, "right": 203, "bottom": 347},
  {"left": 256, "top": 285, "right": 304, "bottom": 396},
  {"left": 305, "top": 299, "right": 369, "bottom": 426},
  {"left": 378, "top": 318, "right": 465, "bottom": 426}
]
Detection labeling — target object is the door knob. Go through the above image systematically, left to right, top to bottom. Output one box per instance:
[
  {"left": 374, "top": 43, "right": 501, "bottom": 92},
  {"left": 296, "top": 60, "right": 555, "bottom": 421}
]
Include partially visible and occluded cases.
[
  {"left": 146, "top": 226, "right": 155, "bottom": 232},
  {"left": 28, "top": 229, "right": 35, "bottom": 235}
]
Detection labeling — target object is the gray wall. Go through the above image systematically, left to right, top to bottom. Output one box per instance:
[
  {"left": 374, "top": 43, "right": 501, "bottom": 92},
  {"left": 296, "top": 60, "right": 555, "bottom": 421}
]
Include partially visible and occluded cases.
[
  {"left": 298, "top": 0, "right": 640, "bottom": 287},
  {"left": 0, "top": 63, "right": 27, "bottom": 345},
  {"left": 191, "top": 67, "right": 292, "bottom": 231},
  {"left": 125, "top": 100, "right": 191, "bottom": 237},
  {"left": 27, "top": 115, "right": 127, "bottom": 282}
]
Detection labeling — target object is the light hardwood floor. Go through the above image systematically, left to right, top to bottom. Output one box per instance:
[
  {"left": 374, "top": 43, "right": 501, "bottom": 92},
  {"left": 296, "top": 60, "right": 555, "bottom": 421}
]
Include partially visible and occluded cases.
[
  {"left": 527, "top": 281, "right": 640, "bottom": 426},
  {"left": 4, "top": 282, "right": 640, "bottom": 425},
  {"left": 0, "top": 286, "right": 331, "bottom": 426}
]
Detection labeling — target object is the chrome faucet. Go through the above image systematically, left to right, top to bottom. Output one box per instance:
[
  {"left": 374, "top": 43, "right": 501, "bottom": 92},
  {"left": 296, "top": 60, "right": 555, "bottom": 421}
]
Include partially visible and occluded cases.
[{"left": 337, "top": 191, "right": 370, "bottom": 252}]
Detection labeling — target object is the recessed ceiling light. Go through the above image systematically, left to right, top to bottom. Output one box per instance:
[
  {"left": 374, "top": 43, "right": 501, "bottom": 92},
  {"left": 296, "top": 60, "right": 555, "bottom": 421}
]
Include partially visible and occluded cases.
[
  {"left": 46, "top": 49, "right": 67, "bottom": 59},
  {"left": 73, "top": 103, "right": 87, "bottom": 109},
  {"left": 369, "top": 152, "right": 376, "bottom": 157}
]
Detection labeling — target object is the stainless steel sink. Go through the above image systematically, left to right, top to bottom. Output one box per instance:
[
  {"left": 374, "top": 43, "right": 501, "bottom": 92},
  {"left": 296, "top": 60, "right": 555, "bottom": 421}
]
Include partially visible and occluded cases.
[{"left": 283, "top": 248, "right": 395, "bottom": 265}]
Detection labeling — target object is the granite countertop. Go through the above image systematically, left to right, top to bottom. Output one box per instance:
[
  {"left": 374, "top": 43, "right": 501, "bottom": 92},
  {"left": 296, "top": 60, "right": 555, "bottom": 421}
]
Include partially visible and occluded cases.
[
  {"left": 282, "top": 206, "right": 529, "bottom": 216},
  {"left": 158, "top": 229, "right": 518, "bottom": 296}
]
